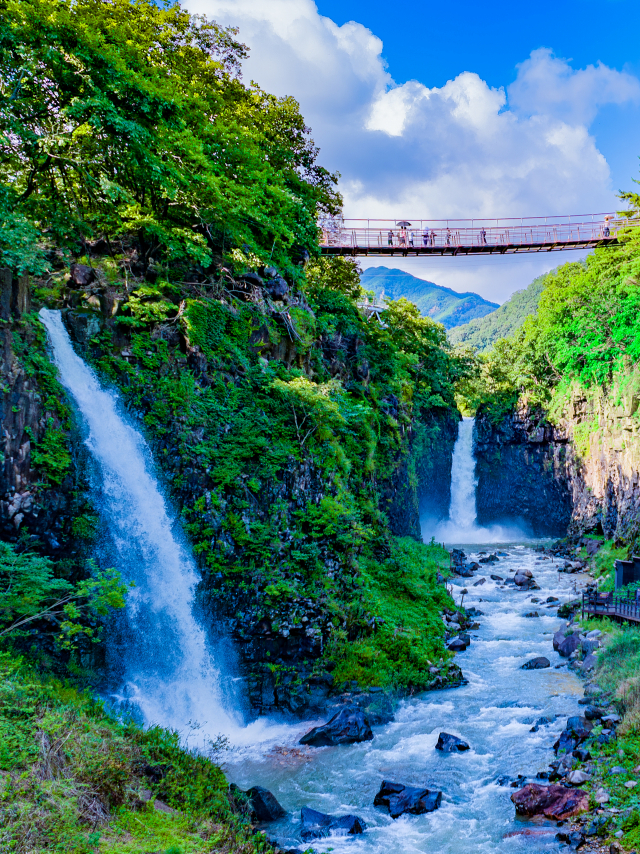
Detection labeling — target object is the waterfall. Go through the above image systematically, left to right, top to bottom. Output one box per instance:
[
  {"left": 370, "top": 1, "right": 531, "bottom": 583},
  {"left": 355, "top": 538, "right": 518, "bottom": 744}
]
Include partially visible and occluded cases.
[
  {"left": 39, "top": 309, "right": 245, "bottom": 739},
  {"left": 432, "top": 416, "right": 525, "bottom": 544}
]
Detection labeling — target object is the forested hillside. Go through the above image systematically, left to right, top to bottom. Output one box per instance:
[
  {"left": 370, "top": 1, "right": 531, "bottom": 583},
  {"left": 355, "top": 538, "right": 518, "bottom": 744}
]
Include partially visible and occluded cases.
[
  {"left": 0, "top": 1, "right": 466, "bottom": 848},
  {"left": 360, "top": 266, "right": 498, "bottom": 329},
  {"left": 448, "top": 272, "right": 546, "bottom": 352}
]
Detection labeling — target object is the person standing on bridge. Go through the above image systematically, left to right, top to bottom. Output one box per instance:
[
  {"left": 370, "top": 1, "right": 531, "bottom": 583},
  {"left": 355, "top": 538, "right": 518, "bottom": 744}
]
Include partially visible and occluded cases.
[
  {"left": 603, "top": 216, "right": 611, "bottom": 238},
  {"left": 399, "top": 227, "right": 407, "bottom": 246},
  {"left": 480, "top": 227, "right": 487, "bottom": 245},
  {"left": 423, "top": 228, "right": 429, "bottom": 246},
  {"left": 446, "top": 228, "right": 451, "bottom": 246},
  {"left": 388, "top": 229, "right": 393, "bottom": 246},
  {"left": 430, "top": 230, "right": 436, "bottom": 246}
]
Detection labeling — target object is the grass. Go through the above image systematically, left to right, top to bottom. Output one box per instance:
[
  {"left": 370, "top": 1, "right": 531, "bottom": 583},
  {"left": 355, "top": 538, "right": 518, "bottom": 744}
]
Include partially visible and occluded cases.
[
  {"left": 330, "top": 538, "right": 456, "bottom": 691},
  {"left": 0, "top": 652, "right": 270, "bottom": 854}
]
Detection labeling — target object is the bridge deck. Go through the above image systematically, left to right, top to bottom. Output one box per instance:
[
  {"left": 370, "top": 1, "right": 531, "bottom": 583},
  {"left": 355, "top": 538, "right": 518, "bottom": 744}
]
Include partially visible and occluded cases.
[
  {"left": 320, "top": 213, "right": 632, "bottom": 257},
  {"left": 582, "top": 592, "right": 640, "bottom": 624}
]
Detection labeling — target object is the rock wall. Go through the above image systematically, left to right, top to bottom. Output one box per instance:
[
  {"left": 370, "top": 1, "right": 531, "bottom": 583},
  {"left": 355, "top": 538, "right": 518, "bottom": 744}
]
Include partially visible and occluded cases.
[
  {"left": 0, "top": 268, "right": 89, "bottom": 559},
  {"left": 475, "top": 375, "right": 640, "bottom": 543},
  {"left": 474, "top": 407, "right": 572, "bottom": 537}
]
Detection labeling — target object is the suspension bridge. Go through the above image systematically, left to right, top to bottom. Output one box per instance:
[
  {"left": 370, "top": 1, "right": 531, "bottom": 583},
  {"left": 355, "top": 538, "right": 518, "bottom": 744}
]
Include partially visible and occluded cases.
[{"left": 319, "top": 213, "right": 633, "bottom": 257}]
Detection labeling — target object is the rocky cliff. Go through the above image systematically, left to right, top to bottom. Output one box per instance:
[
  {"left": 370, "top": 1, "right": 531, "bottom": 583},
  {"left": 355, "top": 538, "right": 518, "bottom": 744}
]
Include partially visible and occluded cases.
[
  {"left": 6, "top": 255, "right": 460, "bottom": 715},
  {"left": 475, "top": 374, "right": 640, "bottom": 543}
]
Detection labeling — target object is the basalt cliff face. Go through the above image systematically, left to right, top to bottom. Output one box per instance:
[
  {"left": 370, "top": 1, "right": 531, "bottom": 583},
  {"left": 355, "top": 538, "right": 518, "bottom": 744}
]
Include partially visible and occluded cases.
[
  {"left": 4, "top": 259, "right": 459, "bottom": 716},
  {"left": 475, "top": 375, "right": 640, "bottom": 543}
]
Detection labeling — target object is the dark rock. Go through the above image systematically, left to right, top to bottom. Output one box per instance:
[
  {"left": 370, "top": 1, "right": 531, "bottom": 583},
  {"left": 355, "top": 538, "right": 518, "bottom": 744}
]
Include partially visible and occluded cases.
[
  {"left": 69, "top": 262, "right": 96, "bottom": 287},
  {"left": 239, "top": 272, "right": 264, "bottom": 288},
  {"left": 264, "top": 275, "right": 290, "bottom": 300},
  {"left": 490, "top": 574, "right": 503, "bottom": 581},
  {"left": 473, "top": 578, "right": 486, "bottom": 586},
  {"left": 546, "top": 596, "right": 559, "bottom": 603},
  {"left": 524, "top": 611, "right": 540, "bottom": 618},
  {"left": 553, "top": 630, "right": 567, "bottom": 651},
  {"left": 558, "top": 634, "right": 581, "bottom": 658},
  {"left": 447, "top": 637, "right": 467, "bottom": 652},
  {"left": 521, "top": 657, "right": 550, "bottom": 670},
  {"left": 299, "top": 705, "right": 373, "bottom": 747},
  {"left": 554, "top": 716, "right": 593, "bottom": 754},
  {"left": 435, "top": 732, "right": 470, "bottom": 752},
  {"left": 573, "top": 748, "right": 592, "bottom": 762},
  {"left": 373, "top": 781, "right": 442, "bottom": 819},
  {"left": 511, "top": 783, "right": 589, "bottom": 819},
  {"left": 246, "top": 786, "right": 286, "bottom": 822},
  {"left": 300, "top": 806, "right": 366, "bottom": 841},
  {"left": 555, "top": 829, "right": 586, "bottom": 849}
]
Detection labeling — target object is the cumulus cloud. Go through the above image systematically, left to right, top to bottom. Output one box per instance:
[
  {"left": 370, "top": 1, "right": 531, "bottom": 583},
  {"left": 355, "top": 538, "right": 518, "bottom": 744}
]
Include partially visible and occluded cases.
[{"left": 187, "top": 0, "right": 639, "bottom": 294}]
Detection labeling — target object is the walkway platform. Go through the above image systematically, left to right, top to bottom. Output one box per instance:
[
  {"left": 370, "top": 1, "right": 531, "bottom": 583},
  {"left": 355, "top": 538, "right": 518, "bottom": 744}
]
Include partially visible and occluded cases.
[
  {"left": 320, "top": 213, "right": 633, "bottom": 257},
  {"left": 582, "top": 592, "right": 640, "bottom": 624}
]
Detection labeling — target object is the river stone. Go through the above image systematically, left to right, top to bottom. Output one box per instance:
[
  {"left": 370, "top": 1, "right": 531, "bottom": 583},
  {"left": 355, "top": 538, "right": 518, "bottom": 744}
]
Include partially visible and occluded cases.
[
  {"left": 490, "top": 574, "right": 503, "bottom": 581},
  {"left": 514, "top": 574, "right": 531, "bottom": 587},
  {"left": 473, "top": 578, "right": 486, "bottom": 586},
  {"left": 524, "top": 611, "right": 540, "bottom": 618},
  {"left": 586, "top": 629, "right": 602, "bottom": 639},
  {"left": 553, "top": 631, "right": 566, "bottom": 651},
  {"left": 558, "top": 634, "right": 581, "bottom": 658},
  {"left": 447, "top": 638, "right": 467, "bottom": 652},
  {"left": 581, "top": 638, "right": 600, "bottom": 654},
  {"left": 581, "top": 654, "right": 597, "bottom": 673},
  {"left": 521, "top": 657, "right": 550, "bottom": 670},
  {"left": 299, "top": 705, "right": 373, "bottom": 747},
  {"left": 555, "top": 716, "right": 593, "bottom": 754},
  {"left": 436, "top": 732, "right": 470, "bottom": 752},
  {"left": 566, "top": 770, "right": 591, "bottom": 785},
  {"left": 373, "top": 781, "right": 442, "bottom": 818},
  {"left": 511, "top": 783, "right": 589, "bottom": 819},
  {"left": 246, "top": 786, "right": 287, "bottom": 822},
  {"left": 300, "top": 806, "right": 366, "bottom": 840}
]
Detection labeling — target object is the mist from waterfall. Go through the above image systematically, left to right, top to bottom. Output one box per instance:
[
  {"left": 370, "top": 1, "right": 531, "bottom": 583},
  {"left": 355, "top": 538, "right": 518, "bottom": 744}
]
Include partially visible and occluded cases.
[
  {"left": 39, "top": 309, "right": 289, "bottom": 748},
  {"left": 430, "top": 416, "right": 527, "bottom": 544}
]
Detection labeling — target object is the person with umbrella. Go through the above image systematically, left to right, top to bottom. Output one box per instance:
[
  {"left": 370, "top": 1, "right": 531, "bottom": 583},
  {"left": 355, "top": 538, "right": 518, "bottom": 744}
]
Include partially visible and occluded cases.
[{"left": 397, "top": 221, "right": 411, "bottom": 247}]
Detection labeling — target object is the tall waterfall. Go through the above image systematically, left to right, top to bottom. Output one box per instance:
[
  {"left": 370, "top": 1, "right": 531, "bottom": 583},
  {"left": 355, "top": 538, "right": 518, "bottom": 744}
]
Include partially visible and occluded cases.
[
  {"left": 39, "top": 309, "right": 244, "bottom": 739},
  {"left": 432, "top": 416, "right": 524, "bottom": 544}
]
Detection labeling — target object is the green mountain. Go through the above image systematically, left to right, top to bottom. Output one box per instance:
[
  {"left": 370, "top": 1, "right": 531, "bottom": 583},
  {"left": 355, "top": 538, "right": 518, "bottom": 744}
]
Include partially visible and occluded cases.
[
  {"left": 360, "top": 266, "right": 499, "bottom": 329},
  {"left": 447, "top": 273, "right": 547, "bottom": 351}
]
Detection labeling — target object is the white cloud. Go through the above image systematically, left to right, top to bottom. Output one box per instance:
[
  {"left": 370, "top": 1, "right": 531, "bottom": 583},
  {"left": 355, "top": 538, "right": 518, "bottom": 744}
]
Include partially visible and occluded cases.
[{"left": 187, "top": 0, "right": 640, "bottom": 298}]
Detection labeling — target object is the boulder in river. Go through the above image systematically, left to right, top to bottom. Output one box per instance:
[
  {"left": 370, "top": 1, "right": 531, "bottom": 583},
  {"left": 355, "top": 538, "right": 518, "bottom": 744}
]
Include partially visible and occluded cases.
[
  {"left": 490, "top": 574, "right": 503, "bottom": 581},
  {"left": 473, "top": 578, "right": 486, "bottom": 586},
  {"left": 553, "top": 630, "right": 566, "bottom": 651},
  {"left": 558, "top": 634, "right": 581, "bottom": 658},
  {"left": 447, "top": 637, "right": 467, "bottom": 652},
  {"left": 521, "top": 657, "right": 550, "bottom": 670},
  {"left": 299, "top": 705, "right": 373, "bottom": 747},
  {"left": 436, "top": 732, "right": 470, "bottom": 752},
  {"left": 374, "top": 781, "right": 442, "bottom": 819},
  {"left": 511, "top": 783, "right": 589, "bottom": 819},
  {"left": 246, "top": 786, "right": 287, "bottom": 821},
  {"left": 300, "top": 806, "right": 366, "bottom": 840}
]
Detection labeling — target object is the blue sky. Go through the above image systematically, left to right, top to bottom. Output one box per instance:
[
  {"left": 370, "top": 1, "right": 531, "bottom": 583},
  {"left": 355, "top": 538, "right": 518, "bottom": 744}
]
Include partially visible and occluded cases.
[
  {"left": 192, "top": 0, "right": 640, "bottom": 302},
  {"left": 316, "top": 0, "right": 640, "bottom": 197}
]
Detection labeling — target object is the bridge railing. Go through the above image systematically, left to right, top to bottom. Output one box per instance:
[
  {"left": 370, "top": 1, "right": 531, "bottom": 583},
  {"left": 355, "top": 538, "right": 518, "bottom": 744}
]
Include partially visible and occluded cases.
[
  {"left": 319, "top": 213, "right": 635, "bottom": 250},
  {"left": 582, "top": 591, "right": 640, "bottom": 622}
]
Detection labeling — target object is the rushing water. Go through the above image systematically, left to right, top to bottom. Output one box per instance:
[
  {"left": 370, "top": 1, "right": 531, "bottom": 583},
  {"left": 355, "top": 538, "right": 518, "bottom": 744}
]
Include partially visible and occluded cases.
[
  {"left": 38, "top": 309, "right": 276, "bottom": 744},
  {"left": 39, "top": 317, "right": 593, "bottom": 851},
  {"left": 434, "top": 417, "right": 527, "bottom": 544},
  {"left": 226, "top": 550, "right": 590, "bottom": 854}
]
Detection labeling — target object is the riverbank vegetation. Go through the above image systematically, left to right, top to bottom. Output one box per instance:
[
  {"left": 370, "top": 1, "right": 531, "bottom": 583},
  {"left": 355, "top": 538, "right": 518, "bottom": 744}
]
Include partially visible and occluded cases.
[{"left": 459, "top": 221, "right": 640, "bottom": 421}]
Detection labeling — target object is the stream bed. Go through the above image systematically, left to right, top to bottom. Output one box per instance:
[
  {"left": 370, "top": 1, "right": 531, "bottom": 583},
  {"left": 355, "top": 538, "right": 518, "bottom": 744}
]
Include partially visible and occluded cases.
[{"left": 226, "top": 544, "right": 592, "bottom": 854}]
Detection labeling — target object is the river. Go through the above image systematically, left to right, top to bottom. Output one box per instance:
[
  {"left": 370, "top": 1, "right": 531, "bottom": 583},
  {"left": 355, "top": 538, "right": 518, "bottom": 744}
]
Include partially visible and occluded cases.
[{"left": 226, "top": 547, "right": 590, "bottom": 854}]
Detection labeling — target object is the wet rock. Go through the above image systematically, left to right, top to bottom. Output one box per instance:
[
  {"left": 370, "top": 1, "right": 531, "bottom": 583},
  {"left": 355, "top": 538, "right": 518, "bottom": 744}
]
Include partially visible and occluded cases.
[
  {"left": 490, "top": 574, "right": 503, "bottom": 581},
  {"left": 473, "top": 578, "right": 486, "bottom": 586},
  {"left": 546, "top": 596, "right": 559, "bottom": 603},
  {"left": 524, "top": 611, "right": 540, "bottom": 618},
  {"left": 553, "top": 631, "right": 567, "bottom": 651},
  {"left": 558, "top": 634, "right": 581, "bottom": 658},
  {"left": 447, "top": 637, "right": 467, "bottom": 652},
  {"left": 521, "top": 657, "right": 550, "bottom": 670},
  {"left": 299, "top": 706, "right": 373, "bottom": 747},
  {"left": 554, "top": 716, "right": 593, "bottom": 754},
  {"left": 435, "top": 732, "right": 470, "bottom": 752},
  {"left": 573, "top": 748, "right": 592, "bottom": 762},
  {"left": 373, "top": 781, "right": 442, "bottom": 819},
  {"left": 511, "top": 783, "right": 589, "bottom": 820},
  {"left": 246, "top": 786, "right": 287, "bottom": 822},
  {"left": 300, "top": 806, "right": 366, "bottom": 841},
  {"left": 555, "top": 829, "right": 586, "bottom": 849}
]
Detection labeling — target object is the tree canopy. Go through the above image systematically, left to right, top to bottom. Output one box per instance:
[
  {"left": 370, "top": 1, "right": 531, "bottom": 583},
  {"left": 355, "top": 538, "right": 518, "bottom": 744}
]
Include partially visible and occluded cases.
[{"left": 0, "top": 0, "right": 340, "bottom": 274}]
